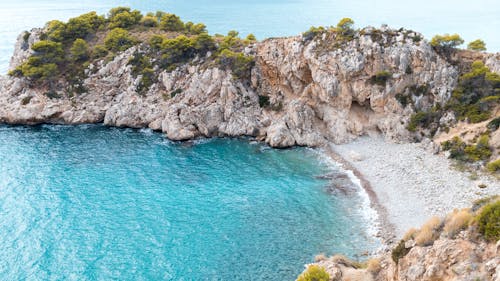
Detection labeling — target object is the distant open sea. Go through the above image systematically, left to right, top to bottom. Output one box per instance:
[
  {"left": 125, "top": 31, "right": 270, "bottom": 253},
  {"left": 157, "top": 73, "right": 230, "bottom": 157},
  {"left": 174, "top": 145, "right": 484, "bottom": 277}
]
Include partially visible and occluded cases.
[{"left": 0, "top": 0, "right": 499, "bottom": 73}]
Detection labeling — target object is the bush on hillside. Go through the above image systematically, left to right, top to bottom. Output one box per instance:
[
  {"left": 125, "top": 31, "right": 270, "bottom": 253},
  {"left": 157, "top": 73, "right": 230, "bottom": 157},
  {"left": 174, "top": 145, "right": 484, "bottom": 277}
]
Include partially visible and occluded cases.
[
  {"left": 108, "top": 8, "right": 142, "bottom": 29},
  {"left": 65, "top": 12, "right": 105, "bottom": 40},
  {"left": 160, "top": 13, "right": 185, "bottom": 32},
  {"left": 140, "top": 16, "right": 158, "bottom": 27},
  {"left": 104, "top": 28, "right": 136, "bottom": 51},
  {"left": 430, "top": 33, "right": 464, "bottom": 48},
  {"left": 70, "top": 38, "right": 90, "bottom": 62},
  {"left": 467, "top": 39, "right": 487, "bottom": 51},
  {"left": 14, "top": 40, "right": 64, "bottom": 81},
  {"left": 217, "top": 49, "right": 255, "bottom": 80},
  {"left": 445, "top": 61, "right": 500, "bottom": 123},
  {"left": 369, "top": 70, "right": 392, "bottom": 86},
  {"left": 486, "top": 159, "right": 500, "bottom": 172},
  {"left": 477, "top": 200, "right": 500, "bottom": 241},
  {"left": 443, "top": 209, "right": 473, "bottom": 238},
  {"left": 414, "top": 216, "right": 442, "bottom": 246},
  {"left": 391, "top": 240, "right": 411, "bottom": 264},
  {"left": 296, "top": 265, "right": 330, "bottom": 281}
]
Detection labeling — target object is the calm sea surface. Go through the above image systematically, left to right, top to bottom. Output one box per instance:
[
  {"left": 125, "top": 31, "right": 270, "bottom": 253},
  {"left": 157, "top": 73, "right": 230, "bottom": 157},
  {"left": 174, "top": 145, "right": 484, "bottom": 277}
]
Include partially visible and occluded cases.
[
  {"left": 0, "top": 0, "right": 499, "bottom": 73},
  {"left": 0, "top": 1, "right": 497, "bottom": 279},
  {"left": 0, "top": 125, "right": 379, "bottom": 280}
]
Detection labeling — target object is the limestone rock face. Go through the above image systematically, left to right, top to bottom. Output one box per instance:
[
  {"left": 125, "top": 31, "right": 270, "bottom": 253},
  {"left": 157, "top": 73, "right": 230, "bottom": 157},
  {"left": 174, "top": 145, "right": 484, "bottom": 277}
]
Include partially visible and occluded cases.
[
  {"left": 1, "top": 27, "right": 498, "bottom": 147},
  {"left": 8, "top": 28, "right": 43, "bottom": 72}
]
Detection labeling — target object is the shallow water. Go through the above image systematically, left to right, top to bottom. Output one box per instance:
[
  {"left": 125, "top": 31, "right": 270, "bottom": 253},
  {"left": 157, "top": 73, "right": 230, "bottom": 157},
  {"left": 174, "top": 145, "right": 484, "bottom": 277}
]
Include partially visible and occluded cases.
[
  {"left": 0, "top": 0, "right": 499, "bottom": 73},
  {"left": 0, "top": 125, "right": 378, "bottom": 280}
]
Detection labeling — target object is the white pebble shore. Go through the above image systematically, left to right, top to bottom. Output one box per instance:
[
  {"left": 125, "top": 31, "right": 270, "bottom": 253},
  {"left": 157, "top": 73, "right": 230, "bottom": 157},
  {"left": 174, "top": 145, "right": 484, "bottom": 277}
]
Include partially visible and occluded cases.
[{"left": 332, "top": 136, "right": 500, "bottom": 238}]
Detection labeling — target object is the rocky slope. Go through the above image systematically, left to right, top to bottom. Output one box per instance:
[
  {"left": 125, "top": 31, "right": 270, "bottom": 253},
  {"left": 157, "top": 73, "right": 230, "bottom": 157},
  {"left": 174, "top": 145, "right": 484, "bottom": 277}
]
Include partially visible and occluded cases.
[
  {"left": 3, "top": 26, "right": 498, "bottom": 148},
  {"left": 306, "top": 198, "right": 500, "bottom": 281}
]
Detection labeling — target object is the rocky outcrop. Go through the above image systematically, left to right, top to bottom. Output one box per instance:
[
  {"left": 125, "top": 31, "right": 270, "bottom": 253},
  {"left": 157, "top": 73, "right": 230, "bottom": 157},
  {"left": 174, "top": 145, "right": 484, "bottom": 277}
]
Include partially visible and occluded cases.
[
  {"left": 1, "top": 26, "right": 498, "bottom": 147},
  {"left": 313, "top": 235, "right": 499, "bottom": 281}
]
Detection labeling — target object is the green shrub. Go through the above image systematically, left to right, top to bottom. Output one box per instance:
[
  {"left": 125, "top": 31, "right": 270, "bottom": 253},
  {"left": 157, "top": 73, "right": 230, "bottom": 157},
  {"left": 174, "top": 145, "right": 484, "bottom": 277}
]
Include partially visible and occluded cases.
[
  {"left": 108, "top": 7, "right": 142, "bottom": 29},
  {"left": 64, "top": 12, "right": 105, "bottom": 40},
  {"left": 160, "top": 13, "right": 185, "bottom": 32},
  {"left": 140, "top": 16, "right": 158, "bottom": 27},
  {"left": 335, "top": 17, "right": 355, "bottom": 40},
  {"left": 45, "top": 20, "right": 66, "bottom": 42},
  {"left": 185, "top": 22, "right": 207, "bottom": 35},
  {"left": 302, "top": 26, "right": 325, "bottom": 41},
  {"left": 104, "top": 28, "right": 136, "bottom": 51},
  {"left": 193, "top": 33, "right": 216, "bottom": 53},
  {"left": 430, "top": 33, "right": 464, "bottom": 48},
  {"left": 245, "top": 34, "right": 257, "bottom": 42},
  {"left": 149, "top": 35, "right": 165, "bottom": 50},
  {"left": 159, "top": 35, "right": 194, "bottom": 69},
  {"left": 70, "top": 39, "right": 89, "bottom": 61},
  {"left": 467, "top": 39, "right": 487, "bottom": 51},
  {"left": 17, "top": 40, "right": 64, "bottom": 81},
  {"left": 92, "top": 44, "right": 108, "bottom": 59},
  {"left": 217, "top": 49, "right": 255, "bottom": 80},
  {"left": 128, "top": 51, "right": 156, "bottom": 95},
  {"left": 445, "top": 61, "right": 499, "bottom": 123},
  {"left": 369, "top": 71, "right": 392, "bottom": 86},
  {"left": 170, "top": 88, "right": 182, "bottom": 98},
  {"left": 395, "top": 93, "right": 411, "bottom": 107},
  {"left": 258, "top": 95, "right": 270, "bottom": 108},
  {"left": 21, "top": 96, "right": 32, "bottom": 105},
  {"left": 407, "top": 110, "right": 439, "bottom": 132},
  {"left": 487, "top": 117, "right": 500, "bottom": 131},
  {"left": 463, "top": 135, "right": 492, "bottom": 162},
  {"left": 442, "top": 136, "right": 492, "bottom": 162},
  {"left": 486, "top": 159, "right": 500, "bottom": 172},
  {"left": 477, "top": 200, "right": 500, "bottom": 241},
  {"left": 391, "top": 240, "right": 411, "bottom": 264},
  {"left": 296, "top": 265, "right": 329, "bottom": 281}
]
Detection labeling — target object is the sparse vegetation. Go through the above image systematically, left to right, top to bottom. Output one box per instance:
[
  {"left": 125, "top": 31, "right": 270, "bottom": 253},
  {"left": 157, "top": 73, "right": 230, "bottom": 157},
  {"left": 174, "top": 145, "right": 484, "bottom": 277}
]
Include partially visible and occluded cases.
[
  {"left": 10, "top": 7, "right": 258, "bottom": 92},
  {"left": 430, "top": 33, "right": 464, "bottom": 48},
  {"left": 467, "top": 39, "right": 487, "bottom": 51},
  {"left": 217, "top": 49, "right": 255, "bottom": 80},
  {"left": 445, "top": 61, "right": 500, "bottom": 123},
  {"left": 369, "top": 71, "right": 392, "bottom": 86},
  {"left": 407, "top": 109, "right": 440, "bottom": 133},
  {"left": 441, "top": 135, "right": 492, "bottom": 162},
  {"left": 486, "top": 159, "right": 500, "bottom": 172},
  {"left": 476, "top": 200, "right": 500, "bottom": 241},
  {"left": 443, "top": 209, "right": 473, "bottom": 238},
  {"left": 414, "top": 216, "right": 442, "bottom": 246},
  {"left": 391, "top": 240, "right": 411, "bottom": 264},
  {"left": 366, "top": 258, "right": 381, "bottom": 274},
  {"left": 296, "top": 265, "right": 330, "bottom": 281}
]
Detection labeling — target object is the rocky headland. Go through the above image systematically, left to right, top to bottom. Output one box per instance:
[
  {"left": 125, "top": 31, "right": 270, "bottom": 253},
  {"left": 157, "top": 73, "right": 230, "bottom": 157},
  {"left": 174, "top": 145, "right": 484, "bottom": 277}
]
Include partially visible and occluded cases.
[{"left": 0, "top": 9, "right": 499, "bottom": 281}]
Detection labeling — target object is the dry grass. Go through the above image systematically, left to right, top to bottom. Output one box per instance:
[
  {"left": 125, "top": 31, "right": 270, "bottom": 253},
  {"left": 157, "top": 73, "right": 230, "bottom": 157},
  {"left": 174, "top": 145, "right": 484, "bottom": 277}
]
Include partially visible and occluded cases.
[
  {"left": 443, "top": 209, "right": 473, "bottom": 238},
  {"left": 415, "top": 216, "right": 442, "bottom": 246},
  {"left": 403, "top": 228, "right": 418, "bottom": 241},
  {"left": 366, "top": 258, "right": 381, "bottom": 274}
]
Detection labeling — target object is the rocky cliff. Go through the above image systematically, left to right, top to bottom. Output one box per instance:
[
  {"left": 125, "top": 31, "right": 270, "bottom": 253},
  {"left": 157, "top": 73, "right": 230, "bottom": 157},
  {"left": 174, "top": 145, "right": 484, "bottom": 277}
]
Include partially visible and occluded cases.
[{"left": 3, "top": 26, "right": 498, "bottom": 148}]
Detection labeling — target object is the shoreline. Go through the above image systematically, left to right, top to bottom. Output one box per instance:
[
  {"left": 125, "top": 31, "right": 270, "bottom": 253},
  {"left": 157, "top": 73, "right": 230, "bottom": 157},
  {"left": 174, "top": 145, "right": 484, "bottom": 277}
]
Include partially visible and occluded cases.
[
  {"left": 329, "top": 135, "right": 500, "bottom": 241},
  {"left": 321, "top": 145, "right": 397, "bottom": 249}
]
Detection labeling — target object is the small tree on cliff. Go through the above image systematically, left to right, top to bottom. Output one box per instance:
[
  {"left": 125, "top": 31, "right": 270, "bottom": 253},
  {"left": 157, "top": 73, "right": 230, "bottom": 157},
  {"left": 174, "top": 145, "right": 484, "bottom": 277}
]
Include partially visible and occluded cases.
[
  {"left": 336, "top": 17, "right": 355, "bottom": 39},
  {"left": 430, "top": 33, "right": 464, "bottom": 48},
  {"left": 467, "top": 39, "right": 487, "bottom": 51}
]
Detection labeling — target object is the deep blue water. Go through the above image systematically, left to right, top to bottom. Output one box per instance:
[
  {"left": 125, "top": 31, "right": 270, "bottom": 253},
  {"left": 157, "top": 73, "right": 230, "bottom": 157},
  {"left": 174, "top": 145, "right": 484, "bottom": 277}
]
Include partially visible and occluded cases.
[
  {"left": 1, "top": 0, "right": 499, "bottom": 73},
  {"left": 0, "top": 125, "right": 378, "bottom": 280}
]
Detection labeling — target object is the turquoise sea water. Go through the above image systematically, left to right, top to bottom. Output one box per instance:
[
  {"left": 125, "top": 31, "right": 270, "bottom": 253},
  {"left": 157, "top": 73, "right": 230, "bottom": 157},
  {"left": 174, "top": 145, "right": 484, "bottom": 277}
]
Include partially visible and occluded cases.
[
  {"left": 0, "top": 0, "right": 499, "bottom": 73},
  {"left": 0, "top": 125, "right": 378, "bottom": 280}
]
